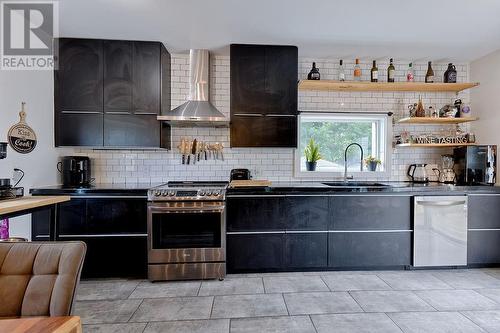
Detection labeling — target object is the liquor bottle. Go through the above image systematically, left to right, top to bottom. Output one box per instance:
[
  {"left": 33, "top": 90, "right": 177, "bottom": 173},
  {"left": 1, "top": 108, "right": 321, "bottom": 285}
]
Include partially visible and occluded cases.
[
  {"left": 387, "top": 58, "right": 395, "bottom": 82},
  {"left": 353, "top": 59, "right": 362, "bottom": 81},
  {"left": 338, "top": 60, "right": 345, "bottom": 81},
  {"left": 370, "top": 60, "right": 378, "bottom": 82},
  {"left": 425, "top": 61, "right": 434, "bottom": 83},
  {"left": 307, "top": 62, "right": 320, "bottom": 80},
  {"left": 406, "top": 63, "right": 414, "bottom": 82},
  {"left": 444, "top": 63, "right": 457, "bottom": 83}
]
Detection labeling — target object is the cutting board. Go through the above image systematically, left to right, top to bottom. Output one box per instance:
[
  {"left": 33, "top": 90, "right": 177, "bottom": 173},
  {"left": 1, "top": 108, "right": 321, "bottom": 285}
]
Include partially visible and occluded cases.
[{"left": 229, "top": 180, "right": 272, "bottom": 188}]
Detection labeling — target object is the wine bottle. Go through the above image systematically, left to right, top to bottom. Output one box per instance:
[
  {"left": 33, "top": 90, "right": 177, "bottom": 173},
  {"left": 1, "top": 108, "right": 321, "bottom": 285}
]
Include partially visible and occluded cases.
[
  {"left": 387, "top": 58, "right": 395, "bottom": 82},
  {"left": 353, "top": 59, "right": 362, "bottom": 81},
  {"left": 338, "top": 60, "right": 345, "bottom": 81},
  {"left": 370, "top": 60, "right": 378, "bottom": 82},
  {"left": 425, "top": 61, "right": 434, "bottom": 83},
  {"left": 307, "top": 62, "right": 320, "bottom": 80},
  {"left": 406, "top": 63, "right": 414, "bottom": 82}
]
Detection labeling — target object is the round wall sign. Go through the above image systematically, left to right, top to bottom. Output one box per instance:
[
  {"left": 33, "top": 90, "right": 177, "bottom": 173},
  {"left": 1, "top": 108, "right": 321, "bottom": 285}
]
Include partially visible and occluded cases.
[{"left": 8, "top": 102, "right": 37, "bottom": 154}]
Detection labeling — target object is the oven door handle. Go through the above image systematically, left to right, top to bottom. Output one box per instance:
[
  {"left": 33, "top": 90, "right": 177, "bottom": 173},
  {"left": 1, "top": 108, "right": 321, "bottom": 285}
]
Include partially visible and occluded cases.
[{"left": 148, "top": 206, "right": 225, "bottom": 213}]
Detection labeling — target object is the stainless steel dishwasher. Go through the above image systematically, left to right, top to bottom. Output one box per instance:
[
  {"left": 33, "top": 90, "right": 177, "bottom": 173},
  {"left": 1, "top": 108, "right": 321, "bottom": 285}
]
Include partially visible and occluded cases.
[{"left": 413, "top": 196, "right": 468, "bottom": 267}]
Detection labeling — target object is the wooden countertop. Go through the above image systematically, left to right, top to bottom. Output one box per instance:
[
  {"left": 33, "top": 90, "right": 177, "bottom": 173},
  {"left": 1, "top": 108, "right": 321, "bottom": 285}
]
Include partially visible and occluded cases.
[
  {"left": 0, "top": 195, "right": 71, "bottom": 216},
  {"left": 0, "top": 316, "right": 81, "bottom": 333}
]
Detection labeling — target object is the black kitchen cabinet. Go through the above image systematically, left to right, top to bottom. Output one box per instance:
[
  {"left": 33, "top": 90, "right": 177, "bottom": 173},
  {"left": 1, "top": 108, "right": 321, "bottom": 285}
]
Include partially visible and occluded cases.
[
  {"left": 55, "top": 38, "right": 171, "bottom": 148},
  {"left": 56, "top": 38, "right": 103, "bottom": 111},
  {"left": 103, "top": 40, "right": 133, "bottom": 112},
  {"left": 133, "top": 41, "right": 161, "bottom": 114},
  {"left": 230, "top": 44, "right": 298, "bottom": 148},
  {"left": 230, "top": 115, "right": 297, "bottom": 148},
  {"left": 468, "top": 194, "right": 500, "bottom": 265},
  {"left": 330, "top": 195, "right": 412, "bottom": 230},
  {"left": 31, "top": 196, "right": 147, "bottom": 278},
  {"left": 284, "top": 196, "right": 330, "bottom": 230},
  {"left": 226, "top": 197, "right": 284, "bottom": 231},
  {"left": 329, "top": 232, "right": 412, "bottom": 268},
  {"left": 286, "top": 233, "right": 328, "bottom": 269},
  {"left": 227, "top": 234, "right": 285, "bottom": 272}
]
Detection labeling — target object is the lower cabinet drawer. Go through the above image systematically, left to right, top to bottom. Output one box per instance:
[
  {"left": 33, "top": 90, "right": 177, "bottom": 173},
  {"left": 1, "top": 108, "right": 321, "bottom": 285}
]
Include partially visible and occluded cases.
[
  {"left": 468, "top": 230, "right": 500, "bottom": 265},
  {"left": 328, "top": 232, "right": 412, "bottom": 268},
  {"left": 285, "top": 233, "right": 327, "bottom": 269},
  {"left": 227, "top": 234, "right": 285, "bottom": 272},
  {"left": 61, "top": 236, "right": 147, "bottom": 278}
]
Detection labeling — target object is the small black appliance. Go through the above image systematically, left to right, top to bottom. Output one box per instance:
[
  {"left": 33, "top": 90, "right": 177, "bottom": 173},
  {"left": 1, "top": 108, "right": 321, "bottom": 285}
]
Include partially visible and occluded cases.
[
  {"left": 0, "top": 142, "right": 7, "bottom": 159},
  {"left": 454, "top": 145, "right": 497, "bottom": 185},
  {"left": 58, "top": 156, "right": 92, "bottom": 187},
  {"left": 230, "top": 169, "right": 251, "bottom": 181}
]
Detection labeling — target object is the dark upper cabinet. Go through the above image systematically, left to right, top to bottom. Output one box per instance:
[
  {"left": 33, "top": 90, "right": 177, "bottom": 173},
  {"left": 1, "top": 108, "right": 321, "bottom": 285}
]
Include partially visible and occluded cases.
[
  {"left": 55, "top": 38, "right": 171, "bottom": 148},
  {"left": 56, "top": 38, "right": 103, "bottom": 111},
  {"left": 103, "top": 40, "right": 133, "bottom": 112},
  {"left": 133, "top": 41, "right": 161, "bottom": 114},
  {"left": 230, "top": 44, "right": 298, "bottom": 148}
]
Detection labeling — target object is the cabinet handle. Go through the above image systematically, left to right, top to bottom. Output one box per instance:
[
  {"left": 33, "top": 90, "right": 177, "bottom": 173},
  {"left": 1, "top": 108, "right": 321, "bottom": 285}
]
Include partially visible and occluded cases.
[
  {"left": 61, "top": 111, "right": 102, "bottom": 114},
  {"left": 105, "top": 111, "right": 132, "bottom": 115},
  {"left": 232, "top": 113, "right": 264, "bottom": 117},
  {"left": 265, "top": 114, "right": 296, "bottom": 118},
  {"left": 416, "top": 201, "right": 466, "bottom": 207},
  {"left": 58, "top": 233, "right": 147, "bottom": 238}
]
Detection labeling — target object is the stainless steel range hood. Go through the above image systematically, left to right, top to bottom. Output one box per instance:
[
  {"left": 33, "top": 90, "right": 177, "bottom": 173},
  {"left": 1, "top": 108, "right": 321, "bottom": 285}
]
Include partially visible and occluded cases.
[{"left": 157, "top": 49, "right": 229, "bottom": 127}]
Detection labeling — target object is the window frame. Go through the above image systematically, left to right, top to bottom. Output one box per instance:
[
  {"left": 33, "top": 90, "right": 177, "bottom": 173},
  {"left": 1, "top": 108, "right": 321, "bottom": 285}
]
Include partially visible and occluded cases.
[{"left": 294, "top": 111, "right": 392, "bottom": 178}]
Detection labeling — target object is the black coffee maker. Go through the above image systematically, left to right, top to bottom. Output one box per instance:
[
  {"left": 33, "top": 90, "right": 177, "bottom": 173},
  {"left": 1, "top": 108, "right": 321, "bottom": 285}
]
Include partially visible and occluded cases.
[{"left": 58, "top": 156, "right": 92, "bottom": 187}]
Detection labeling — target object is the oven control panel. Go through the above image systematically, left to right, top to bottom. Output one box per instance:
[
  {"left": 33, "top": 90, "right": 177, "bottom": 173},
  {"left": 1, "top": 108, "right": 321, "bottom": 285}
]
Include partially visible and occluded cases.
[{"left": 148, "top": 188, "right": 225, "bottom": 201}]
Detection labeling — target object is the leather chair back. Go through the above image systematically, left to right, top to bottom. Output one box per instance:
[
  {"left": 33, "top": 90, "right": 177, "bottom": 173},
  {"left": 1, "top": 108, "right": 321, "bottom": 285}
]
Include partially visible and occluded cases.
[{"left": 0, "top": 241, "right": 86, "bottom": 318}]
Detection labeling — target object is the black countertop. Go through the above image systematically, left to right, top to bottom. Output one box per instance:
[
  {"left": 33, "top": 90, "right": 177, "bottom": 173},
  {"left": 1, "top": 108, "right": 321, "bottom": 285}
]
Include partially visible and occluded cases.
[
  {"left": 29, "top": 181, "right": 500, "bottom": 197},
  {"left": 226, "top": 181, "right": 500, "bottom": 195},
  {"left": 29, "top": 183, "right": 163, "bottom": 196}
]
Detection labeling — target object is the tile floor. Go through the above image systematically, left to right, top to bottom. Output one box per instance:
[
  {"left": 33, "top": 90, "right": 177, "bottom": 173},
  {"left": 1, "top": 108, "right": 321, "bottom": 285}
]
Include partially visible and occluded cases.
[{"left": 76, "top": 268, "right": 500, "bottom": 332}]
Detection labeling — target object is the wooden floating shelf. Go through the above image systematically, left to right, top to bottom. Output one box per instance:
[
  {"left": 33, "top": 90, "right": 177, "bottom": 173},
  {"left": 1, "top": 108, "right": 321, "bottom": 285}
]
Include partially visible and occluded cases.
[
  {"left": 298, "top": 80, "right": 479, "bottom": 93},
  {"left": 397, "top": 117, "right": 479, "bottom": 124},
  {"left": 396, "top": 143, "right": 476, "bottom": 148}
]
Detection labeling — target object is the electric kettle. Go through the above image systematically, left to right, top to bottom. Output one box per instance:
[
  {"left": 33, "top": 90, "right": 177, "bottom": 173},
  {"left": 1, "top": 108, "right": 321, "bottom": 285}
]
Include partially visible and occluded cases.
[{"left": 407, "top": 164, "right": 429, "bottom": 183}]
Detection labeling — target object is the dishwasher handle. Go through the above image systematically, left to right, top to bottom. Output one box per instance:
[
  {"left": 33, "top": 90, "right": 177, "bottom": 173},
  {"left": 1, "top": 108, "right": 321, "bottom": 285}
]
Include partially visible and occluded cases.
[{"left": 415, "top": 200, "right": 466, "bottom": 207}]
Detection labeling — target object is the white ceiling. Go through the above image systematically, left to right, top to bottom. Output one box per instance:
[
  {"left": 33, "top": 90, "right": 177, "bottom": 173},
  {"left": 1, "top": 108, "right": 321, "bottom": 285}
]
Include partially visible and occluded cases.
[{"left": 59, "top": 0, "right": 500, "bottom": 62}]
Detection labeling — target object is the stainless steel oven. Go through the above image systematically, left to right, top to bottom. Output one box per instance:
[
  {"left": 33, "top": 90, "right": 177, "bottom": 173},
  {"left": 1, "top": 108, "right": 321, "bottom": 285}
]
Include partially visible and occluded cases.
[{"left": 147, "top": 182, "right": 227, "bottom": 281}]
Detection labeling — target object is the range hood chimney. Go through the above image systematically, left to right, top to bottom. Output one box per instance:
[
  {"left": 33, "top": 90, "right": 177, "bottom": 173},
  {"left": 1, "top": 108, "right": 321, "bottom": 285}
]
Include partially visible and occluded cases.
[{"left": 157, "top": 49, "right": 229, "bottom": 127}]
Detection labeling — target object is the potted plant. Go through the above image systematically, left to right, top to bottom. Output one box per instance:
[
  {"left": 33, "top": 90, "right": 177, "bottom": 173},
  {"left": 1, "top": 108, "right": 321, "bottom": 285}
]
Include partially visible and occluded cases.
[
  {"left": 304, "top": 138, "right": 321, "bottom": 171},
  {"left": 364, "top": 155, "right": 381, "bottom": 171}
]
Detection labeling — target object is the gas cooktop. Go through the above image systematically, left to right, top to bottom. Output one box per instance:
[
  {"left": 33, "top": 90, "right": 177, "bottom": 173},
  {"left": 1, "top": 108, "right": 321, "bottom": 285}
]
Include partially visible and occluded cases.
[{"left": 148, "top": 181, "right": 228, "bottom": 201}]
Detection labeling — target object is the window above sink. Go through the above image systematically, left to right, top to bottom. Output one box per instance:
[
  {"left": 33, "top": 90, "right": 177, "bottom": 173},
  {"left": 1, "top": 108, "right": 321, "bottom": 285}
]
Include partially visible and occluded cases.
[{"left": 295, "top": 112, "right": 392, "bottom": 178}]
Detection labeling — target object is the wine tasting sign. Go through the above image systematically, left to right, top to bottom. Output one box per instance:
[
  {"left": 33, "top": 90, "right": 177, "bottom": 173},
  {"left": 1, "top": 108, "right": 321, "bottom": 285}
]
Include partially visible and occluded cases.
[{"left": 8, "top": 102, "right": 37, "bottom": 154}]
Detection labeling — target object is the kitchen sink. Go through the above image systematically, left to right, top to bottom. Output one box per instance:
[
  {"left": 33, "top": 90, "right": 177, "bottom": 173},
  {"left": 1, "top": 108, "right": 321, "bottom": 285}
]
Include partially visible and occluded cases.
[{"left": 322, "top": 181, "right": 391, "bottom": 187}]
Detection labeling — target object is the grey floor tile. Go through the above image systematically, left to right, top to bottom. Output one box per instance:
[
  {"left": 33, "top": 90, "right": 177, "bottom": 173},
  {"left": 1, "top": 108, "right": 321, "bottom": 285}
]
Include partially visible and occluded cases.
[
  {"left": 431, "top": 271, "right": 500, "bottom": 289},
  {"left": 378, "top": 272, "right": 453, "bottom": 290},
  {"left": 322, "top": 274, "right": 391, "bottom": 291},
  {"left": 263, "top": 275, "right": 329, "bottom": 293},
  {"left": 198, "top": 277, "right": 264, "bottom": 296},
  {"left": 77, "top": 280, "right": 140, "bottom": 301},
  {"left": 129, "top": 280, "right": 201, "bottom": 298},
  {"left": 476, "top": 289, "right": 500, "bottom": 304},
  {"left": 349, "top": 290, "right": 435, "bottom": 313},
  {"left": 415, "top": 290, "right": 500, "bottom": 311},
  {"left": 284, "top": 291, "right": 362, "bottom": 315},
  {"left": 211, "top": 294, "right": 288, "bottom": 319},
  {"left": 130, "top": 296, "right": 213, "bottom": 322},
  {"left": 74, "top": 299, "right": 142, "bottom": 324},
  {"left": 462, "top": 310, "right": 500, "bottom": 333},
  {"left": 389, "top": 311, "right": 485, "bottom": 333},
  {"left": 312, "top": 313, "right": 402, "bottom": 333},
  {"left": 230, "top": 315, "right": 316, "bottom": 333},
  {"left": 144, "top": 319, "right": 230, "bottom": 333},
  {"left": 83, "top": 323, "right": 147, "bottom": 333}
]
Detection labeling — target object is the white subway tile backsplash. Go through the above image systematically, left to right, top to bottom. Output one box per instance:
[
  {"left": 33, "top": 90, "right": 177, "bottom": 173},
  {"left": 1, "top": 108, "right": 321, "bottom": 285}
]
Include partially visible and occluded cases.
[{"left": 75, "top": 54, "right": 469, "bottom": 183}]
